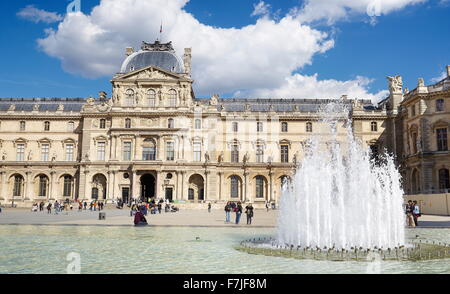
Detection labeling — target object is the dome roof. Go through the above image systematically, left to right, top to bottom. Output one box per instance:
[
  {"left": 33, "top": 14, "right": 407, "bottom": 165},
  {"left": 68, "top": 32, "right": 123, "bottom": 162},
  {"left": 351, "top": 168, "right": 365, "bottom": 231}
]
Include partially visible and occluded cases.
[{"left": 120, "top": 41, "right": 184, "bottom": 74}]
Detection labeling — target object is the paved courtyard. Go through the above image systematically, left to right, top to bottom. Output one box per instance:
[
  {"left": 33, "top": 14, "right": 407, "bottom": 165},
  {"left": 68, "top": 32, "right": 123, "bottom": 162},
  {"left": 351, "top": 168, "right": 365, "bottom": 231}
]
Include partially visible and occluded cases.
[{"left": 0, "top": 207, "right": 450, "bottom": 228}]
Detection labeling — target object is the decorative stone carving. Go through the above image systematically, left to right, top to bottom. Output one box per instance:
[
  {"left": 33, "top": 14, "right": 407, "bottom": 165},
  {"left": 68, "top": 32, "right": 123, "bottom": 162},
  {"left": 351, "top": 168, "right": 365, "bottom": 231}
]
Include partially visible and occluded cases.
[
  {"left": 387, "top": 75, "right": 403, "bottom": 93},
  {"left": 418, "top": 78, "right": 425, "bottom": 87},
  {"left": 210, "top": 94, "right": 219, "bottom": 106},
  {"left": 86, "top": 97, "right": 95, "bottom": 105},
  {"left": 97, "top": 102, "right": 111, "bottom": 112},
  {"left": 8, "top": 104, "right": 15, "bottom": 111},
  {"left": 33, "top": 104, "right": 40, "bottom": 111},
  {"left": 57, "top": 104, "right": 64, "bottom": 111},
  {"left": 245, "top": 104, "right": 251, "bottom": 112},
  {"left": 2, "top": 150, "right": 7, "bottom": 161},
  {"left": 27, "top": 151, "right": 33, "bottom": 161},
  {"left": 204, "top": 151, "right": 210, "bottom": 163},
  {"left": 218, "top": 151, "right": 224, "bottom": 163},
  {"left": 51, "top": 152, "right": 57, "bottom": 162},
  {"left": 243, "top": 152, "right": 250, "bottom": 164}
]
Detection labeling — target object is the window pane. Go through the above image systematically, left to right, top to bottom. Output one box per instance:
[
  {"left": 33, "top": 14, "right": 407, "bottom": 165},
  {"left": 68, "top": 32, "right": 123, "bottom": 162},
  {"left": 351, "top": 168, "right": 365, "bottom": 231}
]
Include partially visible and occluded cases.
[
  {"left": 437, "top": 128, "right": 448, "bottom": 151},
  {"left": 97, "top": 142, "right": 106, "bottom": 160},
  {"left": 123, "top": 142, "right": 132, "bottom": 161},
  {"left": 166, "top": 142, "right": 175, "bottom": 161},
  {"left": 193, "top": 142, "right": 201, "bottom": 162},
  {"left": 16, "top": 144, "right": 25, "bottom": 161},
  {"left": 41, "top": 144, "right": 49, "bottom": 161},
  {"left": 66, "top": 144, "right": 74, "bottom": 161},
  {"left": 231, "top": 145, "right": 239, "bottom": 163},
  {"left": 281, "top": 145, "right": 289, "bottom": 163},
  {"left": 231, "top": 176, "right": 239, "bottom": 198}
]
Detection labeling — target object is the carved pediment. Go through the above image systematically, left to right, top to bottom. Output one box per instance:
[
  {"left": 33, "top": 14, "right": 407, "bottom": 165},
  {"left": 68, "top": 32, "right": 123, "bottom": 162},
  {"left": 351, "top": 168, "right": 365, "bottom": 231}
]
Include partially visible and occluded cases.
[{"left": 117, "top": 66, "right": 185, "bottom": 81}]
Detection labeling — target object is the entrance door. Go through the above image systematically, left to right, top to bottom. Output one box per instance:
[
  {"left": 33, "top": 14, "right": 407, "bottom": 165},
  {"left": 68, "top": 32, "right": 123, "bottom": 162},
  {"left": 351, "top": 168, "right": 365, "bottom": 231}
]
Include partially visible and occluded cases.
[
  {"left": 141, "top": 174, "right": 156, "bottom": 202},
  {"left": 122, "top": 187, "right": 130, "bottom": 203},
  {"left": 165, "top": 188, "right": 173, "bottom": 202}
]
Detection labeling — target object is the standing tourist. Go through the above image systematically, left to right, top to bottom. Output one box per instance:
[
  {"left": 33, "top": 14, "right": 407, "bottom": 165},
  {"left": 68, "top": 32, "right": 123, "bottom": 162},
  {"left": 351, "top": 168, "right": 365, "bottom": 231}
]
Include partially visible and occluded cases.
[
  {"left": 405, "top": 200, "right": 415, "bottom": 227},
  {"left": 413, "top": 200, "right": 421, "bottom": 227},
  {"left": 54, "top": 201, "right": 60, "bottom": 214},
  {"left": 83, "top": 201, "right": 87, "bottom": 210},
  {"left": 265, "top": 201, "right": 270, "bottom": 212},
  {"left": 47, "top": 202, "right": 52, "bottom": 214},
  {"left": 224, "top": 202, "right": 231, "bottom": 223},
  {"left": 235, "top": 202, "right": 243, "bottom": 225},
  {"left": 208, "top": 203, "right": 211, "bottom": 213},
  {"left": 245, "top": 203, "right": 254, "bottom": 225}
]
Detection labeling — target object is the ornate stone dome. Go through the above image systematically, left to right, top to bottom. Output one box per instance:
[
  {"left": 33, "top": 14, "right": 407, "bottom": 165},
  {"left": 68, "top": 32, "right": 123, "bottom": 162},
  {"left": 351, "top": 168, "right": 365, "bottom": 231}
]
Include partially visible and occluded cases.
[{"left": 120, "top": 41, "right": 184, "bottom": 74}]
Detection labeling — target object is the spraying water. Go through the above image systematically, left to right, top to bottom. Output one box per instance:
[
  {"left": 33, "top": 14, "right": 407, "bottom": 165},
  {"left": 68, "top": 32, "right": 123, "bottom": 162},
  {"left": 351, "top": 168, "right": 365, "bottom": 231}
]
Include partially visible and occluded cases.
[{"left": 277, "top": 102, "right": 405, "bottom": 250}]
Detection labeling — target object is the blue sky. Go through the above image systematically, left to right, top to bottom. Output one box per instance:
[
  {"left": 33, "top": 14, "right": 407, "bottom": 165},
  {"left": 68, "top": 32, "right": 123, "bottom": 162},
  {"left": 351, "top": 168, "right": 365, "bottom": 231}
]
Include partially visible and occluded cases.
[{"left": 1, "top": 0, "right": 449, "bottom": 100}]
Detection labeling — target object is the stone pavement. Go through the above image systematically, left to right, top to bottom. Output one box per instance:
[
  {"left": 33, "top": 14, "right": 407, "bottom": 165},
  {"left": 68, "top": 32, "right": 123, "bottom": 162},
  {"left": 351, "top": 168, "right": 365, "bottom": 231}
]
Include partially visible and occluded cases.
[{"left": 0, "top": 207, "right": 449, "bottom": 228}]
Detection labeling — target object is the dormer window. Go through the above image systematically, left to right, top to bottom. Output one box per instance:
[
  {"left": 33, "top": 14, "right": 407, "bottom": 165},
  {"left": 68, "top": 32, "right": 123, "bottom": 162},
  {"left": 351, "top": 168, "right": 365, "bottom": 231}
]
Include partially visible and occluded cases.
[{"left": 371, "top": 122, "right": 378, "bottom": 132}]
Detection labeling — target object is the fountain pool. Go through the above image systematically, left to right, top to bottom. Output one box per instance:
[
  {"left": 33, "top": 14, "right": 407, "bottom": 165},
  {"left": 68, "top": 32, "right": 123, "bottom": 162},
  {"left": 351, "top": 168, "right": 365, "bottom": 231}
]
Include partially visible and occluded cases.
[{"left": 0, "top": 225, "right": 449, "bottom": 274}]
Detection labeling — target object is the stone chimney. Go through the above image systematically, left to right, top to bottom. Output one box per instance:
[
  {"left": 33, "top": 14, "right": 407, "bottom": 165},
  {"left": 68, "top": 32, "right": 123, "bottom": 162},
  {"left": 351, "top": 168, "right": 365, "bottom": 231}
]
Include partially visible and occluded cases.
[
  {"left": 125, "top": 47, "right": 134, "bottom": 56},
  {"left": 183, "top": 48, "right": 192, "bottom": 77},
  {"left": 447, "top": 65, "right": 450, "bottom": 78}
]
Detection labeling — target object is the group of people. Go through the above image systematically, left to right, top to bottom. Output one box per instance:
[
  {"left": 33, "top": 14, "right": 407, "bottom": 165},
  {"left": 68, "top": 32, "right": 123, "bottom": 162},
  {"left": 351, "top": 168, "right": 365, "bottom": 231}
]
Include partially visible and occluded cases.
[
  {"left": 130, "top": 198, "right": 180, "bottom": 226},
  {"left": 28, "top": 199, "right": 107, "bottom": 214},
  {"left": 405, "top": 200, "right": 421, "bottom": 227},
  {"left": 224, "top": 201, "right": 254, "bottom": 225}
]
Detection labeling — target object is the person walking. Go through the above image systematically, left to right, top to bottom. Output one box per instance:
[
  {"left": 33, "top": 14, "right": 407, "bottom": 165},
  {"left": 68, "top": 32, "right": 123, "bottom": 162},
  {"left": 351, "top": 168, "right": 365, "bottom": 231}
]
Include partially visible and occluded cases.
[
  {"left": 405, "top": 200, "right": 415, "bottom": 227},
  {"left": 412, "top": 200, "right": 421, "bottom": 227},
  {"left": 83, "top": 201, "right": 87, "bottom": 210},
  {"left": 265, "top": 201, "right": 270, "bottom": 212},
  {"left": 47, "top": 202, "right": 52, "bottom": 214},
  {"left": 157, "top": 202, "right": 162, "bottom": 214},
  {"left": 224, "top": 202, "right": 231, "bottom": 223},
  {"left": 235, "top": 202, "right": 243, "bottom": 225},
  {"left": 208, "top": 203, "right": 211, "bottom": 213},
  {"left": 245, "top": 203, "right": 254, "bottom": 225}
]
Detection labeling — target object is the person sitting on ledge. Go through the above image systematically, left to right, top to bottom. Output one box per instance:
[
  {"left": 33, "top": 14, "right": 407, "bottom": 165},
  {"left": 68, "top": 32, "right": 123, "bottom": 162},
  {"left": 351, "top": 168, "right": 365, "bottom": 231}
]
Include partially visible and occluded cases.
[{"left": 134, "top": 210, "right": 148, "bottom": 226}]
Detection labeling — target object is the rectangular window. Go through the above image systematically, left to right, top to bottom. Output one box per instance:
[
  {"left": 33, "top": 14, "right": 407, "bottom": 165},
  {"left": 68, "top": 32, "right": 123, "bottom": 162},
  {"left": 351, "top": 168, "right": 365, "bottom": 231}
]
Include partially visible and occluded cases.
[
  {"left": 411, "top": 105, "right": 416, "bottom": 117},
  {"left": 195, "top": 119, "right": 202, "bottom": 129},
  {"left": 20, "top": 121, "right": 26, "bottom": 131},
  {"left": 68, "top": 122, "right": 75, "bottom": 132},
  {"left": 232, "top": 122, "right": 238, "bottom": 132},
  {"left": 257, "top": 122, "right": 263, "bottom": 132},
  {"left": 437, "top": 128, "right": 448, "bottom": 151},
  {"left": 97, "top": 142, "right": 106, "bottom": 161},
  {"left": 123, "top": 142, "right": 132, "bottom": 161},
  {"left": 166, "top": 142, "right": 175, "bottom": 161},
  {"left": 193, "top": 142, "right": 201, "bottom": 162},
  {"left": 16, "top": 144, "right": 25, "bottom": 161},
  {"left": 41, "top": 144, "right": 49, "bottom": 161},
  {"left": 66, "top": 144, "right": 74, "bottom": 161},
  {"left": 231, "top": 145, "right": 239, "bottom": 163},
  {"left": 256, "top": 145, "right": 264, "bottom": 163},
  {"left": 281, "top": 145, "right": 289, "bottom": 163},
  {"left": 143, "top": 146, "right": 156, "bottom": 161}
]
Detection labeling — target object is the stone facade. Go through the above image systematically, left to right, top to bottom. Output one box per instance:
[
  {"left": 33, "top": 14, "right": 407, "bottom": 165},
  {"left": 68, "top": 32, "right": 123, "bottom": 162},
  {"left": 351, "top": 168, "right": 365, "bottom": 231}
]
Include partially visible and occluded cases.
[{"left": 2, "top": 40, "right": 442, "bottom": 205}]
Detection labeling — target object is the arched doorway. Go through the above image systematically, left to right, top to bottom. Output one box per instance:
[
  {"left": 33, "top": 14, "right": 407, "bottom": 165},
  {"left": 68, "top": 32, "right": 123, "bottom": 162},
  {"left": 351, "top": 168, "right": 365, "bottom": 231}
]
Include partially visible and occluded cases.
[
  {"left": 92, "top": 174, "right": 107, "bottom": 200},
  {"left": 141, "top": 174, "right": 156, "bottom": 202},
  {"left": 188, "top": 174, "right": 204, "bottom": 202}
]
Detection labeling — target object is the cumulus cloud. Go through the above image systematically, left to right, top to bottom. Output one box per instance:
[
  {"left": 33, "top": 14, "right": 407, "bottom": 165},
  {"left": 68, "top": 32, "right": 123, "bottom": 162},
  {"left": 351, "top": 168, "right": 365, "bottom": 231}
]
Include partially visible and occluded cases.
[
  {"left": 35, "top": 0, "right": 419, "bottom": 100},
  {"left": 295, "top": 0, "right": 427, "bottom": 24},
  {"left": 251, "top": 1, "right": 271, "bottom": 17},
  {"left": 17, "top": 5, "right": 63, "bottom": 24},
  {"left": 235, "top": 74, "right": 389, "bottom": 103}
]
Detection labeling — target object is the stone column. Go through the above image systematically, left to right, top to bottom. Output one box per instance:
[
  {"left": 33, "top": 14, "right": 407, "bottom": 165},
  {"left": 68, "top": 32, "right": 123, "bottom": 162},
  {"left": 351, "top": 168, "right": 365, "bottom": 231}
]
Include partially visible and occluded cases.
[
  {"left": 134, "top": 136, "right": 139, "bottom": 160},
  {"left": 158, "top": 136, "right": 163, "bottom": 160},
  {"left": 84, "top": 169, "right": 90, "bottom": 200},
  {"left": 131, "top": 170, "right": 138, "bottom": 201},
  {"left": 204, "top": 170, "right": 209, "bottom": 201},
  {"left": 243, "top": 170, "right": 249, "bottom": 202},
  {"left": 269, "top": 170, "right": 274, "bottom": 202},
  {"left": 0, "top": 171, "right": 6, "bottom": 201},
  {"left": 25, "top": 171, "right": 32, "bottom": 201},
  {"left": 49, "top": 171, "right": 56, "bottom": 200},
  {"left": 107, "top": 171, "right": 112, "bottom": 200},
  {"left": 111, "top": 171, "right": 117, "bottom": 201},
  {"left": 181, "top": 171, "right": 186, "bottom": 200},
  {"left": 218, "top": 172, "right": 222, "bottom": 201}
]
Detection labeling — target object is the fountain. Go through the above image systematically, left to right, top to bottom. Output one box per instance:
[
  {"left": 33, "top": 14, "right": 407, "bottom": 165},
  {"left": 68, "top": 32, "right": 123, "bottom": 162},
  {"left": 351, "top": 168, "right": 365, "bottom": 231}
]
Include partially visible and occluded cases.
[{"left": 238, "top": 102, "right": 450, "bottom": 261}]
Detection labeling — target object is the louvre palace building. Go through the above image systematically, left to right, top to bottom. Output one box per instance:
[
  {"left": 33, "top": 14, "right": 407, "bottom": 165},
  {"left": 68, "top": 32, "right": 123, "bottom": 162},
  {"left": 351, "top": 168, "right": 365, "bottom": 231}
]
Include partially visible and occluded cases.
[{"left": 0, "top": 40, "right": 449, "bottom": 206}]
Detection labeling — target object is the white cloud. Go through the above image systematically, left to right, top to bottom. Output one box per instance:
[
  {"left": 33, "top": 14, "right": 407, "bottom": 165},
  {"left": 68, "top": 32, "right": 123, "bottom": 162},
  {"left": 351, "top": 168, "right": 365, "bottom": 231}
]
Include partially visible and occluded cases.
[
  {"left": 34, "top": 0, "right": 420, "bottom": 100},
  {"left": 37, "top": 0, "right": 333, "bottom": 96},
  {"left": 295, "top": 0, "right": 427, "bottom": 24},
  {"left": 251, "top": 1, "right": 271, "bottom": 17},
  {"left": 17, "top": 5, "right": 63, "bottom": 24},
  {"left": 430, "top": 71, "right": 447, "bottom": 83},
  {"left": 235, "top": 73, "right": 389, "bottom": 103}
]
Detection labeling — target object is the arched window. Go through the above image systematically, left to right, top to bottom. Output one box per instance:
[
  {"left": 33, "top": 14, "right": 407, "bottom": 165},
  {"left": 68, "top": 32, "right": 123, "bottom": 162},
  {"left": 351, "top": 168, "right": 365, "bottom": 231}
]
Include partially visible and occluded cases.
[
  {"left": 125, "top": 89, "right": 134, "bottom": 106},
  {"left": 148, "top": 89, "right": 156, "bottom": 107},
  {"left": 168, "top": 89, "right": 177, "bottom": 107},
  {"left": 436, "top": 99, "right": 444, "bottom": 112},
  {"left": 125, "top": 118, "right": 131, "bottom": 129},
  {"left": 168, "top": 118, "right": 174, "bottom": 129},
  {"left": 99, "top": 119, "right": 106, "bottom": 129},
  {"left": 195, "top": 119, "right": 202, "bottom": 130},
  {"left": 44, "top": 121, "right": 50, "bottom": 131},
  {"left": 281, "top": 122, "right": 288, "bottom": 132},
  {"left": 306, "top": 122, "right": 313, "bottom": 133},
  {"left": 371, "top": 122, "right": 378, "bottom": 132},
  {"left": 142, "top": 139, "right": 156, "bottom": 161},
  {"left": 439, "top": 168, "right": 450, "bottom": 192},
  {"left": 13, "top": 175, "right": 24, "bottom": 197},
  {"left": 38, "top": 175, "right": 49, "bottom": 197},
  {"left": 63, "top": 175, "right": 73, "bottom": 197},
  {"left": 230, "top": 176, "right": 240, "bottom": 198},
  {"left": 255, "top": 176, "right": 265, "bottom": 198},
  {"left": 92, "top": 188, "right": 99, "bottom": 200}
]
